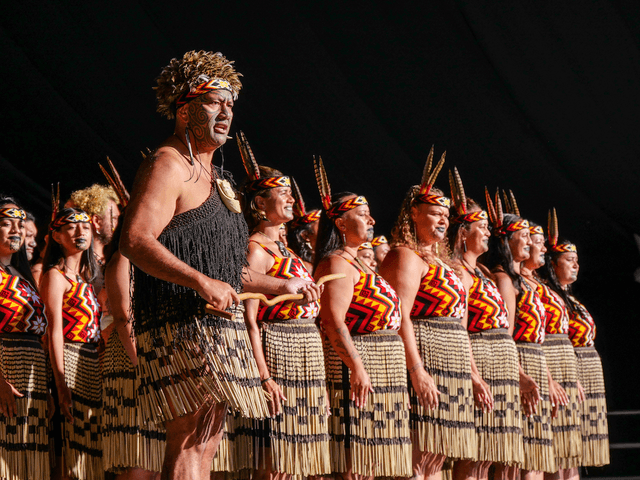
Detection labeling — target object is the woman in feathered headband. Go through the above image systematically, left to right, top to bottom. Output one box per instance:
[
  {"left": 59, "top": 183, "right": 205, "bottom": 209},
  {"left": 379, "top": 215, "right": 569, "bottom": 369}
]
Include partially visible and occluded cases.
[
  {"left": 380, "top": 149, "right": 480, "bottom": 480},
  {"left": 313, "top": 157, "right": 412, "bottom": 478},
  {"left": 40, "top": 189, "right": 103, "bottom": 480},
  {"left": 0, "top": 196, "right": 50, "bottom": 479},
  {"left": 538, "top": 211, "right": 610, "bottom": 470}
]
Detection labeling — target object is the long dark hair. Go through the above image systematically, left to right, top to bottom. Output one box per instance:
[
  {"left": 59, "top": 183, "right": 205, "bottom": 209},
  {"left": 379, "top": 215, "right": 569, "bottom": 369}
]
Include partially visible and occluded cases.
[
  {"left": 313, "top": 192, "right": 357, "bottom": 271},
  {"left": 0, "top": 195, "right": 38, "bottom": 288},
  {"left": 42, "top": 208, "right": 98, "bottom": 283},
  {"left": 484, "top": 213, "right": 524, "bottom": 293},
  {"left": 287, "top": 221, "right": 315, "bottom": 264},
  {"left": 537, "top": 237, "right": 577, "bottom": 313}
]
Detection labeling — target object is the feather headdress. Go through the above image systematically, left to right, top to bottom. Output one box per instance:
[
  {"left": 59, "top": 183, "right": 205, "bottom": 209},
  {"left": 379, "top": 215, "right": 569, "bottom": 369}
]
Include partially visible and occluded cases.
[
  {"left": 155, "top": 50, "right": 243, "bottom": 119},
  {"left": 237, "top": 132, "right": 290, "bottom": 192},
  {"left": 416, "top": 146, "right": 450, "bottom": 207},
  {"left": 314, "top": 156, "right": 367, "bottom": 219},
  {"left": 99, "top": 157, "right": 130, "bottom": 208},
  {"left": 449, "top": 167, "right": 487, "bottom": 223},
  {"left": 290, "top": 178, "right": 321, "bottom": 227},
  {"left": 485, "top": 187, "right": 528, "bottom": 235},
  {"left": 501, "top": 189, "right": 520, "bottom": 216},
  {"left": 547, "top": 208, "right": 577, "bottom": 252}
]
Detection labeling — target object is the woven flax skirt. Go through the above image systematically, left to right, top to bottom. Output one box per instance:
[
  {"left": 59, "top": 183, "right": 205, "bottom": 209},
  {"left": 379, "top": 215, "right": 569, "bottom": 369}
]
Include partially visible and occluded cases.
[
  {"left": 136, "top": 307, "right": 269, "bottom": 426},
  {"left": 412, "top": 317, "right": 477, "bottom": 461},
  {"left": 325, "top": 329, "right": 411, "bottom": 477},
  {"left": 469, "top": 329, "right": 523, "bottom": 466},
  {"left": 102, "top": 330, "right": 166, "bottom": 474},
  {"left": 0, "top": 334, "right": 50, "bottom": 480},
  {"left": 542, "top": 334, "right": 582, "bottom": 469},
  {"left": 63, "top": 342, "right": 103, "bottom": 480},
  {"left": 516, "top": 342, "right": 556, "bottom": 473},
  {"left": 575, "top": 346, "right": 609, "bottom": 467}
]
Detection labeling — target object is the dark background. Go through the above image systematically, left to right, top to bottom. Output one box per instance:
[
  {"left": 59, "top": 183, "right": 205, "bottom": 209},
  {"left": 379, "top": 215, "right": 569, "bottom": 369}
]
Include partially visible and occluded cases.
[{"left": 1, "top": 1, "right": 639, "bottom": 470}]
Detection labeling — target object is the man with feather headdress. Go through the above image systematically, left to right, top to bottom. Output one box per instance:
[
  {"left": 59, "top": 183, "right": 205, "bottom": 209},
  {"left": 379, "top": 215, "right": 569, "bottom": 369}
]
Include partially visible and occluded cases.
[{"left": 120, "top": 51, "right": 320, "bottom": 479}]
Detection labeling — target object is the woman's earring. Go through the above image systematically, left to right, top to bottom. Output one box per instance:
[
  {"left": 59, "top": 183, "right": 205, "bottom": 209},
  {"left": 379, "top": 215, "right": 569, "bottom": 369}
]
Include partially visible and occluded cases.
[
  {"left": 463, "top": 238, "right": 467, "bottom": 253},
  {"left": 435, "top": 242, "right": 439, "bottom": 256}
]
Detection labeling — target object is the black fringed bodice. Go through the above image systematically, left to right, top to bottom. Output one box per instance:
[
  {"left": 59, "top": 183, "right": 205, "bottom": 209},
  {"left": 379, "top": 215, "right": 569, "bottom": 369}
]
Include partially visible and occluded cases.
[{"left": 133, "top": 177, "right": 249, "bottom": 334}]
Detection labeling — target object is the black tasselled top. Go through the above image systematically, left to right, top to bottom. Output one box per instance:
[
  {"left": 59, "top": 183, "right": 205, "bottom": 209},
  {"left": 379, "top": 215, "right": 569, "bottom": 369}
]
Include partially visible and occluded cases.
[{"left": 133, "top": 168, "right": 248, "bottom": 335}]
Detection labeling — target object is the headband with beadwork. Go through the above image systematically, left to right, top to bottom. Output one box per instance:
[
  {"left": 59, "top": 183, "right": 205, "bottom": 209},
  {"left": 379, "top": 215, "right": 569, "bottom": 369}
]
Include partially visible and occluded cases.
[
  {"left": 176, "top": 77, "right": 237, "bottom": 108},
  {"left": 237, "top": 131, "right": 290, "bottom": 193},
  {"left": 416, "top": 146, "right": 450, "bottom": 207},
  {"left": 314, "top": 156, "right": 369, "bottom": 220},
  {"left": 449, "top": 167, "right": 488, "bottom": 223},
  {"left": 485, "top": 187, "right": 529, "bottom": 236},
  {"left": 0, "top": 208, "right": 26, "bottom": 220},
  {"left": 548, "top": 208, "right": 577, "bottom": 253},
  {"left": 51, "top": 211, "right": 91, "bottom": 230},
  {"left": 529, "top": 225, "right": 544, "bottom": 236},
  {"left": 371, "top": 235, "right": 388, "bottom": 247},
  {"left": 358, "top": 242, "right": 373, "bottom": 251}
]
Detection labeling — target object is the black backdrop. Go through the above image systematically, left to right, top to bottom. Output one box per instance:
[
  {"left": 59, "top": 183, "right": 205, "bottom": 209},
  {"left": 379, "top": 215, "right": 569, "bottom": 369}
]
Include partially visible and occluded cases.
[{"left": 1, "top": 0, "right": 639, "bottom": 421}]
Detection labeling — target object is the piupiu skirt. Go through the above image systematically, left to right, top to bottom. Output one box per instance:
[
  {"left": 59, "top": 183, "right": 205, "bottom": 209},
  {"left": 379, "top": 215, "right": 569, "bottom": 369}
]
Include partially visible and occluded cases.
[
  {"left": 135, "top": 307, "right": 269, "bottom": 426},
  {"left": 411, "top": 317, "right": 477, "bottom": 461},
  {"left": 469, "top": 328, "right": 524, "bottom": 466},
  {"left": 102, "top": 329, "right": 166, "bottom": 474},
  {"left": 325, "top": 329, "right": 412, "bottom": 477},
  {"left": 0, "top": 334, "right": 50, "bottom": 479},
  {"left": 542, "top": 334, "right": 582, "bottom": 469},
  {"left": 63, "top": 341, "right": 103, "bottom": 480},
  {"left": 516, "top": 342, "right": 556, "bottom": 473},
  {"left": 574, "top": 346, "right": 610, "bottom": 467},
  {"left": 211, "top": 410, "right": 255, "bottom": 474}
]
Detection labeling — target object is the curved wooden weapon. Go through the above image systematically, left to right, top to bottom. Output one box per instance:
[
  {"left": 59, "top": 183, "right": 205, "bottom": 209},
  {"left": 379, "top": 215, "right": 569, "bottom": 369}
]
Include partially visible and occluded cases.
[{"left": 205, "top": 273, "right": 346, "bottom": 318}]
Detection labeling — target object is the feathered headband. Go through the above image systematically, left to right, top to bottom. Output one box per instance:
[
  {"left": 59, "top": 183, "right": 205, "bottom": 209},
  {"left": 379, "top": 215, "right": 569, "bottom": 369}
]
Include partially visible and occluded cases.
[
  {"left": 155, "top": 50, "right": 242, "bottom": 119},
  {"left": 237, "top": 132, "right": 291, "bottom": 193},
  {"left": 416, "top": 146, "right": 450, "bottom": 207},
  {"left": 99, "top": 156, "right": 130, "bottom": 208},
  {"left": 314, "top": 156, "right": 368, "bottom": 219},
  {"left": 449, "top": 167, "right": 488, "bottom": 224},
  {"left": 290, "top": 178, "right": 321, "bottom": 228},
  {"left": 49, "top": 183, "right": 91, "bottom": 230},
  {"left": 485, "top": 187, "right": 529, "bottom": 236},
  {"left": 0, "top": 208, "right": 26, "bottom": 220},
  {"left": 548, "top": 208, "right": 577, "bottom": 253},
  {"left": 529, "top": 225, "right": 544, "bottom": 236},
  {"left": 371, "top": 235, "right": 388, "bottom": 247},
  {"left": 358, "top": 242, "right": 374, "bottom": 251}
]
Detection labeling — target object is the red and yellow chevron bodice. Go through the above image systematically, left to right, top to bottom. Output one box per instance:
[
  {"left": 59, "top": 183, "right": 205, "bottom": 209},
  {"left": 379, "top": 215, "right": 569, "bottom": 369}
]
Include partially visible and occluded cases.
[
  {"left": 252, "top": 242, "right": 320, "bottom": 320},
  {"left": 338, "top": 258, "right": 401, "bottom": 334},
  {"left": 411, "top": 262, "right": 466, "bottom": 319},
  {"left": 0, "top": 269, "right": 47, "bottom": 336},
  {"left": 466, "top": 269, "right": 509, "bottom": 333},
  {"left": 61, "top": 275, "right": 101, "bottom": 343},
  {"left": 512, "top": 282, "right": 546, "bottom": 343},
  {"left": 536, "top": 282, "right": 569, "bottom": 335},
  {"left": 568, "top": 296, "right": 596, "bottom": 348}
]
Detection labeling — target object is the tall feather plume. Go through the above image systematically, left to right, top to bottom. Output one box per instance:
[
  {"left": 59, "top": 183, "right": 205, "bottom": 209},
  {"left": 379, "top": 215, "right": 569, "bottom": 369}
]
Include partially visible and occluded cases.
[
  {"left": 236, "top": 131, "right": 260, "bottom": 182},
  {"left": 420, "top": 145, "right": 434, "bottom": 187},
  {"left": 419, "top": 147, "right": 446, "bottom": 195},
  {"left": 99, "top": 156, "right": 130, "bottom": 207},
  {"left": 313, "top": 156, "right": 332, "bottom": 211},
  {"left": 448, "top": 167, "right": 467, "bottom": 216},
  {"left": 291, "top": 177, "right": 306, "bottom": 217},
  {"left": 50, "top": 183, "right": 60, "bottom": 225},
  {"left": 485, "top": 187, "right": 497, "bottom": 227},
  {"left": 495, "top": 189, "right": 504, "bottom": 226},
  {"left": 501, "top": 189, "right": 512, "bottom": 214},
  {"left": 509, "top": 190, "right": 520, "bottom": 217},
  {"left": 548, "top": 208, "right": 559, "bottom": 247}
]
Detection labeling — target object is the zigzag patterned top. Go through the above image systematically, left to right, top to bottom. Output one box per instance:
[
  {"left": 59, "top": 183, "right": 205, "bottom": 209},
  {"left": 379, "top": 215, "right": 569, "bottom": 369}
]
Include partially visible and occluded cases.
[
  {"left": 251, "top": 241, "right": 320, "bottom": 320},
  {"left": 338, "top": 257, "right": 401, "bottom": 334},
  {"left": 411, "top": 260, "right": 466, "bottom": 319},
  {"left": 463, "top": 266, "right": 509, "bottom": 332},
  {"left": 0, "top": 269, "right": 47, "bottom": 335},
  {"left": 59, "top": 270, "right": 101, "bottom": 343},
  {"left": 512, "top": 280, "right": 546, "bottom": 343},
  {"left": 536, "top": 282, "right": 569, "bottom": 335},
  {"left": 568, "top": 295, "right": 596, "bottom": 348}
]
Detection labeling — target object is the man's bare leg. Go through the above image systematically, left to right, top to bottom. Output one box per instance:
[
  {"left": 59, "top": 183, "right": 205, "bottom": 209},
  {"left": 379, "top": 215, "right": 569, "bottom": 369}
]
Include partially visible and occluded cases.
[{"left": 161, "top": 402, "right": 227, "bottom": 480}]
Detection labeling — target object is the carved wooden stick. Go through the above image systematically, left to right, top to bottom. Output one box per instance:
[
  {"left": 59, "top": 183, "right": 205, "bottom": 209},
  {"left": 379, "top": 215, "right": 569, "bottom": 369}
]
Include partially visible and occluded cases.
[{"left": 205, "top": 273, "right": 346, "bottom": 317}]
